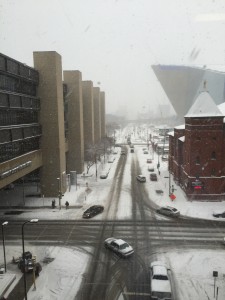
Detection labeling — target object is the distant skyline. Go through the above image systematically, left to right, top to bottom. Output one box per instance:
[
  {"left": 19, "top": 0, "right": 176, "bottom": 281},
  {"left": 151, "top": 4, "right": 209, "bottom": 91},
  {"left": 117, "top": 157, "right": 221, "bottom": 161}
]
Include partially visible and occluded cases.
[{"left": 1, "top": 0, "right": 225, "bottom": 119}]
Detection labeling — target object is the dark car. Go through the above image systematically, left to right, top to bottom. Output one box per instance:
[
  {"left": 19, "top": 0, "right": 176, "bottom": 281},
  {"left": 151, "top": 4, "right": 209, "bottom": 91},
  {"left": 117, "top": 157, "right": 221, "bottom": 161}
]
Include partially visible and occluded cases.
[
  {"left": 150, "top": 173, "right": 158, "bottom": 181},
  {"left": 136, "top": 175, "right": 146, "bottom": 182},
  {"left": 82, "top": 205, "right": 104, "bottom": 219},
  {"left": 213, "top": 211, "right": 225, "bottom": 218},
  {"left": 104, "top": 238, "right": 134, "bottom": 258}
]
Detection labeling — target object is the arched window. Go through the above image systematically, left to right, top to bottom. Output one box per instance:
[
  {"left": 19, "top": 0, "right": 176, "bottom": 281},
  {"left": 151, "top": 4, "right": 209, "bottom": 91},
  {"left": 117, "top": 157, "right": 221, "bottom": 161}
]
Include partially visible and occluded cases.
[
  {"left": 211, "top": 151, "right": 216, "bottom": 160},
  {"left": 195, "top": 156, "right": 200, "bottom": 165}
]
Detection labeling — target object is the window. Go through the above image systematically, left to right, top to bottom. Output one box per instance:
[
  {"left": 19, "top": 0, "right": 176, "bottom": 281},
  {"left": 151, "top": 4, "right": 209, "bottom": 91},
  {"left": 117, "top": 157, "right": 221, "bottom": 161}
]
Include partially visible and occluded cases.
[
  {"left": 211, "top": 151, "right": 216, "bottom": 160},
  {"left": 195, "top": 156, "right": 200, "bottom": 165}
]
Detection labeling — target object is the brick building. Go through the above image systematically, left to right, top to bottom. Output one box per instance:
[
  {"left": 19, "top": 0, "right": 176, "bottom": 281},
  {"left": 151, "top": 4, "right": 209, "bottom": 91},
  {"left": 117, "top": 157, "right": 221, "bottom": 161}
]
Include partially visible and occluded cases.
[{"left": 169, "top": 91, "right": 225, "bottom": 200}]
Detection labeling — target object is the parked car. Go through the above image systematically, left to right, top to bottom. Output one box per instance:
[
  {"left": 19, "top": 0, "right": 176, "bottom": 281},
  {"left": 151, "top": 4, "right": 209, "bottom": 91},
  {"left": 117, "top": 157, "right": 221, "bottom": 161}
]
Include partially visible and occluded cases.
[
  {"left": 130, "top": 148, "right": 134, "bottom": 153},
  {"left": 143, "top": 150, "right": 149, "bottom": 154},
  {"left": 162, "top": 155, "right": 168, "bottom": 161},
  {"left": 108, "top": 157, "right": 115, "bottom": 163},
  {"left": 147, "top": 158, "right": 152, "bottom": 163},
  {"left": 148, "top": 164, "right": 155, "bottom": 172},
  {"left": 100, "top": 172, "right": 108, "bottom": 179},
  {"left": 150, "top": 173, "right": 158, "bottom": 181},
  {"left": 136, "top": 175, "right": 146, "bottom": 182},
  {"left": 82, "top": 205, "right": 104, "bottom": 218},
  {"left": 156, "top": 206, "right": 180, "bottom": 217},
  {"left": 213, "top": 211, "right": 225, "bottom": 218},
  {"left": 104, "top": 238, "right": 134, "bottom": 258},
  {"left": 150, "top": 261, "right": 172, "bottom": 300}
]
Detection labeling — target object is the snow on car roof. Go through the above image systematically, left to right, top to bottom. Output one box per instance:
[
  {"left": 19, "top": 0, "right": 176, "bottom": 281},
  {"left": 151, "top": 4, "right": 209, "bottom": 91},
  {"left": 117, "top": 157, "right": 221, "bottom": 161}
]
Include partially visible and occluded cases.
[
  {"left": 115, "top": 239, "right": 127, "bottom": 246},
  {"left": 153, "top": 264, "right": 168, "bottom": 276}
]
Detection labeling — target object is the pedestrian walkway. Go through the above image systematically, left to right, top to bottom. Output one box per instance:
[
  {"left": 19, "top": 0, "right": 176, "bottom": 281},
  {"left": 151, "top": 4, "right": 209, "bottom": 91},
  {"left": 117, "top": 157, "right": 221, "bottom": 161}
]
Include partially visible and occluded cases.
[
  {"left": 0, "top": 273, "right": 16, "bottom": 299},
  {"left": 6, "top": 273, "right": 34, "bottom": 300}
]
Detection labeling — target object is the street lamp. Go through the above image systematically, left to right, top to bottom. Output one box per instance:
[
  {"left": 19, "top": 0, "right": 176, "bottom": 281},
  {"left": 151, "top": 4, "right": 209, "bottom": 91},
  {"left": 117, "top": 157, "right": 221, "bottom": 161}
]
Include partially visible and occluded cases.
[
  {"left": 164, "top": 172, "right": 171, "bottom": 196},
  {"left": 57, "top": 177, "right": 62, "bottom": 210},
  {"left": 22, "top": 219, "right": 38, "bottom": 300},
  {"left": 1, "top": 221, "right": 8, "bottom": 272}
]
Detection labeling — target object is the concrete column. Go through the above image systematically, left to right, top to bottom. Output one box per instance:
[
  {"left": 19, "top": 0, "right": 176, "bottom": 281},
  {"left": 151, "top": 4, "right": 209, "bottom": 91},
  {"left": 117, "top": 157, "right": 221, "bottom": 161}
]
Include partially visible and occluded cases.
[
  {"left": 33, "top": 51, "right": 66, "bottom": 197},
  {"left": 63, "top": 70, "right": 84, "bottom": 174},
  {"left": 82, "top": 81, "right": 94, "bottom": 149},
  {"left": 93, "top": 87, "right": 101, "bottom": 143},
  {"left": 100, "top": 91, "right": 105, "bottom": 138}
]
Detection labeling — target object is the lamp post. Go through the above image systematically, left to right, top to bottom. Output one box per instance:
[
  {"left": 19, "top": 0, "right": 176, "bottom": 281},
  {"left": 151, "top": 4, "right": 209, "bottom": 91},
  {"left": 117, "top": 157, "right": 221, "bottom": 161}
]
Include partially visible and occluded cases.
[
  {"left": 164, "top": 172, "right": 172, "bottom": 196},
  {"left": 57, "top": 177, "right": 62, "bottom": 210},
  {"left": 22, "top": 219, "right": 38, "bottom": 300},
  {"left": 1, "top": 221, "right": 8, "bottom": 272}
]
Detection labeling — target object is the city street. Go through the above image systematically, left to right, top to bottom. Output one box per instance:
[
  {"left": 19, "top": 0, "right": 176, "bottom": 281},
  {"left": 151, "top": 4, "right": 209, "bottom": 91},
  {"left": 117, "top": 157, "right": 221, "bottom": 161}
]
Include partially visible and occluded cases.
[{"left": 1, "top": 130, "right": 225, "bottom": 300}]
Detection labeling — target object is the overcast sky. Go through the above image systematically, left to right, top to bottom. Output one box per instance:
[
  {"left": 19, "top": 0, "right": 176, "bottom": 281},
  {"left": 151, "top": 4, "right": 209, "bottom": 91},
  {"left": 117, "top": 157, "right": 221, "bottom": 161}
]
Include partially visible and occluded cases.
[{"left": 1, "top": 0, "right": 225, "bottom": 119}]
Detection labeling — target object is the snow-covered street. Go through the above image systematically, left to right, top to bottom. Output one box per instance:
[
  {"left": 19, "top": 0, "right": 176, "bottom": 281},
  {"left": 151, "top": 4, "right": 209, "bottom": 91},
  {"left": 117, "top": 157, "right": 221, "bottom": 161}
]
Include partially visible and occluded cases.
[{"left": 1, "top": 134, "right": 225, "bottom": 300}]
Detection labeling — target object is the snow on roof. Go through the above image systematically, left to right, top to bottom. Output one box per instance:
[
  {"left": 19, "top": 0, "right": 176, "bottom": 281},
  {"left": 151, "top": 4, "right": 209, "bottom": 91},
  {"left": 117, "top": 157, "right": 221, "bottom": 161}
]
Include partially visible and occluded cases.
[
  {"left": 185, "top": 91, "right": 223, "bottom": 118},
  {"left": 217, "top": 102, "right": 225, "bottom": 123},
  {"left": 218, "top": 102, "right": 225, "bottom": 115},
  {"left": 175, "top": 124, "right": 185, "bottom": 129},
  {"left": 167, "top": 131, "right": 174, "bottom": 136},
  {"left": 179, "top": 136, "right": 185, "bottom": 142}
]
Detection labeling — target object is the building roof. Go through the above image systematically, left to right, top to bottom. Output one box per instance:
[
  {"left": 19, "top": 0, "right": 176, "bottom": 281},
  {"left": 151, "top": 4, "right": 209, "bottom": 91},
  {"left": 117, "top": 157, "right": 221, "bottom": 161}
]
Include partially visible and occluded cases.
[
  {"left": 152, "top": 64, "right": 225, "bottom": 119},
  {"left": 185, "top": 91, "right": 223, "bottom": 118},
  {"left": 175, "top": 124, "right": 185, "bottom": 129},
  {"left": 179, "top": 136, "right": 185, "bottom": 142}
]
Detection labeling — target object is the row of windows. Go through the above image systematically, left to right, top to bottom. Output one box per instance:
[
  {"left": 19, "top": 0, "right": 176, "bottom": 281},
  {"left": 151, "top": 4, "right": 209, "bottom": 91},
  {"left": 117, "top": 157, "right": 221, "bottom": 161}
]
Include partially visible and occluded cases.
[
  {"left": 0, "top": 53, "right": 39, "bottom": 83},
  {"left": 0, "top": 74, "right": 37, "bottom": 96},
  {"left": 0, "top": 92, "right": 40, "bottom": 109},
  {"left": 0, "top": 111, "right": 38, "bottom": 126},
  {"left": 0, "top": 125, "right": 41, "bottom": 143},
  {"left": 195, "top": 136, "right": 217, "bottom": 141},
  {"left": 0, "top": 137, "right": 40, "bottom": 163},
  {"left": 195, "top": 151, "right": 216, "bottom": 164}
]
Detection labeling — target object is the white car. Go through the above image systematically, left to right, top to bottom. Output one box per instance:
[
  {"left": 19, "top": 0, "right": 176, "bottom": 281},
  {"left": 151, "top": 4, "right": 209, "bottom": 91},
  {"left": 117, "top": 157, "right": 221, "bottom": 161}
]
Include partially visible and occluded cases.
[
  {"left": 148, "top": 164, "right": 155, "bottom": 172},
  {"left": 136, "top": 175, "right": 146, "bottom": 182},
  {"left": 157, "top": 206, "right": 180, "bottom": 217},
  {"left": 104, "top": 238, "right": 134, "bottom": 258},
  {"left": 150, "top": 261, "right": 172, "bottom": 300}
]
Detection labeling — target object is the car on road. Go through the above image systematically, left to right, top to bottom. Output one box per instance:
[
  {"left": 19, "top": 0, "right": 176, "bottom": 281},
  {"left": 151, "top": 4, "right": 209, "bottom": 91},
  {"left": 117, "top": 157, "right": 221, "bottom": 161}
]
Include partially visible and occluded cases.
[
  {"left": 121, "top": 150, "right": 126, "bottom": 155},
  {"left": 143, "top": 150, "right": 149, "bottom": 154},
  {"left": 162, "top": 154, "right": 168, "bottom": 161},
  {"left": 108, "top": 157, "right": 115, "bottom": 163},
  {"left": 147, "top": 158, "right": 152, "bottom": 163},
  {"left": 148, "top": 164, "right": 155, "bottom": 172},
  {"left": 100, "top": 172, "right": 108, "bottom": 179},
  {"left": 150, "top": 173, "right": 158, "bottom": 181},
  {"left": 136, "top": 175, "right": 146, "bottom": 182},
  {"left": 82, "top": 205, "right": 104, "bottom": 218},
  {"left": 156, "top": 206, "right": 180, "bottom": 217},
  {"left": 213, "top": 211, "right": 225, "bottom": 218},
  {"left": 104, "top": 238, "right": 134, "bottom": 258},
  {"left": 150, "top": 261, "right": 172, "bottom": 300}
]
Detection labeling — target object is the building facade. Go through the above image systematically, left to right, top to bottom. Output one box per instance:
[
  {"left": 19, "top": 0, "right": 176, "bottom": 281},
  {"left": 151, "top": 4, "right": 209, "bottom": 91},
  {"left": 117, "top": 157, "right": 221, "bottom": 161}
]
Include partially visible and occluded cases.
[
  {"left": 0, "top": 51, "right": 106, "bottom": 200},
  {"left": 169, "top": 91, "right": 225, "bottom": 200}
]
